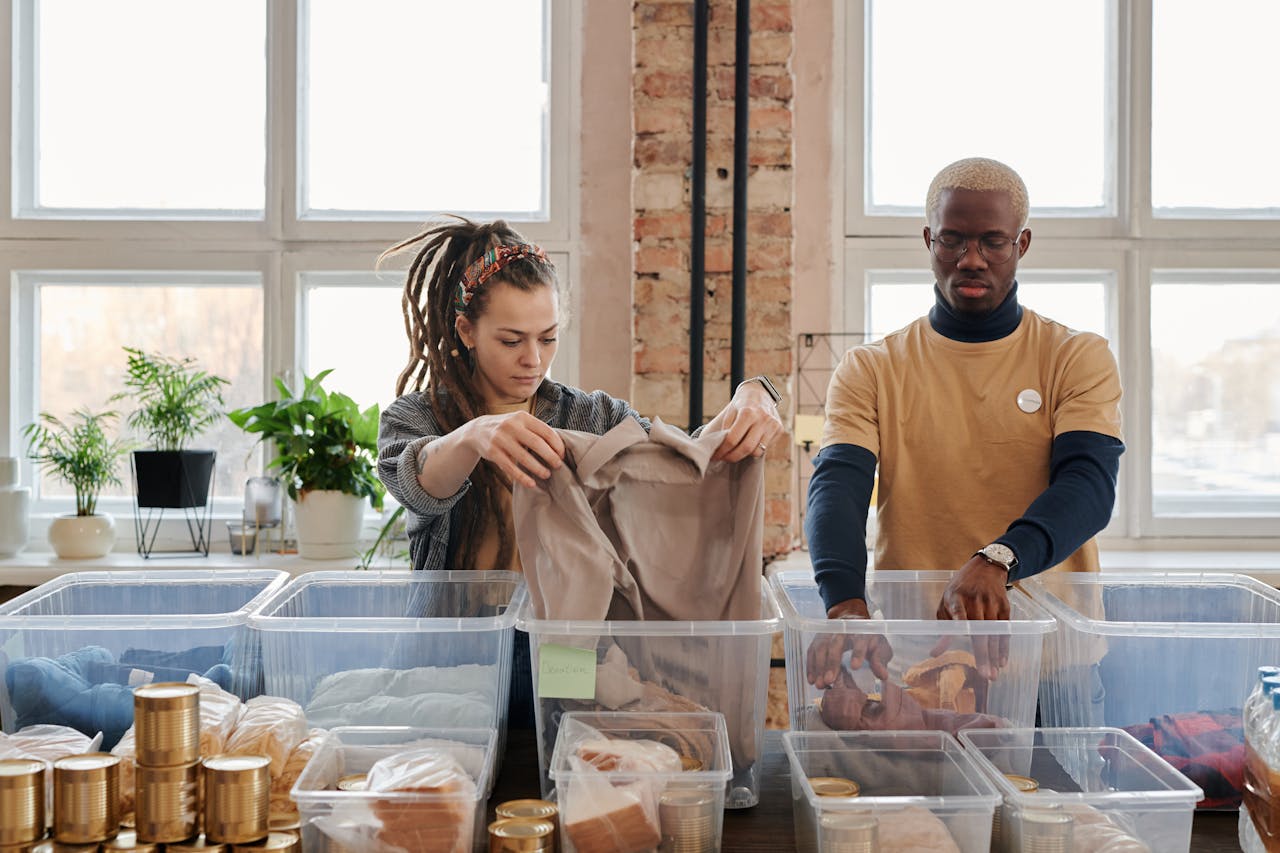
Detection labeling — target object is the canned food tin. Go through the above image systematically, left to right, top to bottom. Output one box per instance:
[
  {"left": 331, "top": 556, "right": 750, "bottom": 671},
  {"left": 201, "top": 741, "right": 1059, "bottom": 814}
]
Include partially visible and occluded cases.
[
  {"left": 133, "top": 683, "right": 200, "bottom": 767},
  {"left": 53, "top": 753, "right": 121, "bottom": 844},
  {"left": 202, "top": 756, "right": 270, "bottom": 845},
  {"left": 0, "top": 758, "right": 46, "bottom": 845},
  {"left": 135, "top": 761, "right": 199, "bottom": 843},
  {"left": 1005, "top": 773, "right": 1040, "bottom": 793},
  {"left": 334, "top": 774, "right": 367, "bottom": 792},
  {"left": 809, "top": 776, "right": 860, "bottom": 797},
  {"left": 659, "top": 788, "right": 717, "bottom": 853},
  {"left": 819, "top": 811, "right": 879, "bottom": 853},
  {"left": 488, "top": 817, "right": 555, "bottom": 852},
  {"left": 101, "top": 829, "right": 158, "bottom": 852},
  {"left": 228, "top": 831, "right": 300, "bottom": 852},
  {"left": 165, "top": 835, "right": 228, "bottom": 852}
]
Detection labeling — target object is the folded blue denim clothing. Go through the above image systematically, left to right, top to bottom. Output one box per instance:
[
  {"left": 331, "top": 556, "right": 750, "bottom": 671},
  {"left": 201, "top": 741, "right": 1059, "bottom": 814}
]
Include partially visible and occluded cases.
[
  {"left": 121, "top": 644, "right": 228, "bottom": 673},
  {"left": 6, "top": 645, "right": 235, "bottom": 749}
]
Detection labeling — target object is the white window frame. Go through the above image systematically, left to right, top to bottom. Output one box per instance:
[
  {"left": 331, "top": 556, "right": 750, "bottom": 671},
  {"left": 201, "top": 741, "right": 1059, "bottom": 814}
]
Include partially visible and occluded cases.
[
  {"left": 0, "top": 0, "right": 581, "bottom": 527},
  {"left": 838, "top": 0, "right": 1280, "bottom": 542}
]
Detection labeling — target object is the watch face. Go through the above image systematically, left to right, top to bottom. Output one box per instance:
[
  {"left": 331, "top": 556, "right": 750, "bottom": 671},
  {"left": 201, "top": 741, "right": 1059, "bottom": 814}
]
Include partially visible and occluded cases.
[{"left": 983, "top": 544, "right": 1016, "bottom": 567}]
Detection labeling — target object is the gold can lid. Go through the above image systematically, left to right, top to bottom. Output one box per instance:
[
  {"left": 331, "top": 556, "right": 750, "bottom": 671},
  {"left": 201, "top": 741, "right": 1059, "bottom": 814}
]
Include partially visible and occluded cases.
[
  {"left": 134, "top": 682, "right": 200, "bottom": 710},
  {"left": 54, "top": 752, "right": 121, "bottom": 774},
  {"left": 203, "top": 755, "right": 271, "bottom": 774},
  {"left": 680, "top": 755, "right": 704, "bottom": 772},
  {"left": 0, "top": 757, "right": 46, "bottom": 780},
  {"left": 335, "top": 773, "right": 368, "bottom": 792},
  {"left": 1004, "top": 774, "right": 1040, "bottom": 793},
  {"left": 810, "top": 776, "right": 860, "bottom": 797},
  {"left": 494, "top": 799, "right": 558, "bottom": 821},
  {"left": 268, "top": 814, "right": 302, "bottom": 832},
  {"left": 489, "top": 817, "right": 555, "bottom": 852},
  {"left": 101, "top": 829, "right": 159, "bottom": 852},
  {"left": 229, "top": 831, "right": 300, "bottom": 852},
  {"left": 166, "top": 836, "right": 229, "bottom": 852},
  {"left": 48, "top": 844, "right": 103, "bottom": 853}
]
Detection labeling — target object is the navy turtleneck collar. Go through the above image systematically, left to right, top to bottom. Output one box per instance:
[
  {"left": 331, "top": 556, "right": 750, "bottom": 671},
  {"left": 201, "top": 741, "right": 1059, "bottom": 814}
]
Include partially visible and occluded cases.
[{"left": 929, "top": 281, "right": 1023, "bottom": 343}]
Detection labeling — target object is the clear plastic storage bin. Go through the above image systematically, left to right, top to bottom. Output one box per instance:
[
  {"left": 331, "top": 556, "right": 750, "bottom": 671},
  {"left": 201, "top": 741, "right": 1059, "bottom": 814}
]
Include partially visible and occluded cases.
[
  {"left": 0, "top": 569, "right": 287, "bottom": 747},
  {"left": 770, "top": 570, "right": 1054, "bottom": 734},
  {"left": 249, "top": 571, "right": 525, "bottom": 746},
  {"left": 1025, "top": 571, "right": 1280, "bottom": 809},
  {"left": 514, "top": 588, "right": 780, "bottom": 808},
  {"left": 549, "top": 711, "right": 733, "bottom": 853},
  {"left": 291, "top": 725, "right": 496, "bottom": 853},
  {"left": 958, "top": 727, "right": 1203, "bottom": 853},
  {"left": 783, "top": 729, "right": 999, "bottom": 853}
]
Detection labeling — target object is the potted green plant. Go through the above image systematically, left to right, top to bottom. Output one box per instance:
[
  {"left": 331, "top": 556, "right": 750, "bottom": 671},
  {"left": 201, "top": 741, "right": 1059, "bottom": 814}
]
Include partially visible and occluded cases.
[
  {"left": 113, "top": 347, "right": 229, "bottom": 512},
  {"left": 228, "top": 370, "right": 384, "bottom": 559},
  {"left": 23, "top": 408, "right": 131, "bottom": 558}
]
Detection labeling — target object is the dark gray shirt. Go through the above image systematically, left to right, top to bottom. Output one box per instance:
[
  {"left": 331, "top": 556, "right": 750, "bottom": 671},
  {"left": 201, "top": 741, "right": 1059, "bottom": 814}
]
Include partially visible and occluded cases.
[{"left": 377, "top": 380, "right": 648, "bottom": 571}]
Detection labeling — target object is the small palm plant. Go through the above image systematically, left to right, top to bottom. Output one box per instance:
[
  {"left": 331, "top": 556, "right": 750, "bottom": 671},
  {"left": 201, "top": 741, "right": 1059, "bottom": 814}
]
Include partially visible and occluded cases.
[
  {"left": 114, "top": 347, "right": 229, "bottom": 451},
  {"left": 23, "top": 408, "right": 131, "bottom": 516}
]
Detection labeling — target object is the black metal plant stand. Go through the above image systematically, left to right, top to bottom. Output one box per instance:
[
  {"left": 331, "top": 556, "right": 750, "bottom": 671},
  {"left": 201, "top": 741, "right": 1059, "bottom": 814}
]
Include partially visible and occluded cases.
[{"left": 131, "top": 451, "right": 216, "bottom": 558}]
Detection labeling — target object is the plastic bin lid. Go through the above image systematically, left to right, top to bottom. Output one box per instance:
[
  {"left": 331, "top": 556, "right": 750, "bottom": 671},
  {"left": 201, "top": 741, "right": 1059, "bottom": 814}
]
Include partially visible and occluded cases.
[
  {"left": 0, "top": 569, "right": 289, "bottom": 630},
  {"left": 247, "top": 569, "right": 527, "bottom": 633},
  {"left": 769, "top": 569, "right": 1055, "bottom": 636},
  {"left": 1024, "top": 570, "right": 1280, "bottom": 638},
  {"left": 513, "top": 585, "right": 780, "bottom": 636},
  {"left": 958, "top": 727, "right": 1204, "bottom": 807},
  {"left": 782, "top": 729, "right": 1001, "bottom": 807}
]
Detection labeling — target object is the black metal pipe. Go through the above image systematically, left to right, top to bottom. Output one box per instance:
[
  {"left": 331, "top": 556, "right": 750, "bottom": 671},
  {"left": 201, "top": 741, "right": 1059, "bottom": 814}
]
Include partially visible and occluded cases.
[
  {"left": 689, "top": 0, "right": 709, "bottom": 429},
  {"left": 730, "top": 0, "right": 750, "bottom": 389}
]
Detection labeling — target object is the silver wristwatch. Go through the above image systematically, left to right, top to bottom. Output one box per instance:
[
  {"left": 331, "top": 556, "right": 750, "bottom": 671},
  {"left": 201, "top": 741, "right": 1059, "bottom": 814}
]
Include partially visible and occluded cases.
[
  {"left": 738, "top": 375, "right": 781, "bottom": 406},
  {"left": 975, "top": 543, "right": 1018, "bottom": 586}
]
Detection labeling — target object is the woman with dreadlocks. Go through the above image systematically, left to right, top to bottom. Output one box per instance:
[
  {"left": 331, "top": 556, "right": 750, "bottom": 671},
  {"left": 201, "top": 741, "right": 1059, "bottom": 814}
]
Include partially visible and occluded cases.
[{"left": 376, "top": 218, "right": 783, "bottom": 723}]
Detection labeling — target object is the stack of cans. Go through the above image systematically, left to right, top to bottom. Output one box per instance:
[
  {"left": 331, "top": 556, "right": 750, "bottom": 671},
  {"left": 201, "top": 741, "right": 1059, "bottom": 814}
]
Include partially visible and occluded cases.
[
  {"left": 133, "top": 684, "right": 202, "bottom": 846},
  {"left": 0, "top": 758, "right": 46, "bottom": 851},
  {"left": 992, "top": 772, "right": 1039, "bottom": 850},
  {"left": 489, "top": 799, "right": 558, "bottom": 852},
  {"left": 817, "top": 812, "right": 879, "bottom": 853}
]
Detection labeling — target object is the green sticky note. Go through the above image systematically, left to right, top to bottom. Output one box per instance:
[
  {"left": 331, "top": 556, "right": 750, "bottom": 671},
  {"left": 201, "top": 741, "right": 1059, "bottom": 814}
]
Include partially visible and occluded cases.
[{"left": 538, "top": 643, "right": 597, "bottom": 700}]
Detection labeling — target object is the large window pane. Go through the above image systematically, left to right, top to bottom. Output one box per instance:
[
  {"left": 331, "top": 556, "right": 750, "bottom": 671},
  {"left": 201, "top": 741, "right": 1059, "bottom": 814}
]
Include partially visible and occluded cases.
[
  {"left": 23, "top": 0, "right": 265, "bottom": 214},
  {"left": 302, "top": 0, "right": 548, "bottom": 217},
  {"left": 866, "top": 0, "right": 1109, "bottom": 214},
  {"left": 1152, "top": 0, "right": 1280, "bottom": 214},
  {"left": 303, "top": 274, "right": 406, "bottom": 414},
  {"left": 868, "top": 274, "right": 1110, "bottom": 341},
  {"left": 32, "top": 276, "right": 264, "bottom": 503},
  {"left": 1152, "top": 278, "right": 1280, "bottom": 515}
]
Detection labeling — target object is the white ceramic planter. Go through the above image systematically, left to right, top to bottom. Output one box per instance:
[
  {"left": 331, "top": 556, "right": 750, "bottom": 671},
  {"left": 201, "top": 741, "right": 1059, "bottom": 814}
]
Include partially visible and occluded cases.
[
  {"left": 0, "top": 457, "right": 30, "bottom": 557},
  {"left": 293, "top": 490, "right": 366, "bottom": 560},
  {"left": 47, "top": 513, "right": 116, "bottom": 559}
]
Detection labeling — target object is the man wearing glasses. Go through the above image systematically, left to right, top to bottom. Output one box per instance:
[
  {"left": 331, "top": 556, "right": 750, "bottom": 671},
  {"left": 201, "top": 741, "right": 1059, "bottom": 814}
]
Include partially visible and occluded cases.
[{"left": 805, "top": 158, "right": 1124, "bottom": 690}]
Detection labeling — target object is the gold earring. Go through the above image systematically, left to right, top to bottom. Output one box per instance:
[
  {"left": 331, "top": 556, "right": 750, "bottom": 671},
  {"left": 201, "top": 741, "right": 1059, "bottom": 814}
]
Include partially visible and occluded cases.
[{"left": 450, "top": 348, "right": 459, "bottom": 357}]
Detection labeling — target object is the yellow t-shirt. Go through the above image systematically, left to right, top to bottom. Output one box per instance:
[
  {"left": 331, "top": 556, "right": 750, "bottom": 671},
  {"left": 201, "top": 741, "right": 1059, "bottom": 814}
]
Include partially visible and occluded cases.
[
  {"left": 821, "top": 308, "right": 1123, "bottom": 575},
  {"left": 473, "top": 396, "right": 537, "bottom": 573}
]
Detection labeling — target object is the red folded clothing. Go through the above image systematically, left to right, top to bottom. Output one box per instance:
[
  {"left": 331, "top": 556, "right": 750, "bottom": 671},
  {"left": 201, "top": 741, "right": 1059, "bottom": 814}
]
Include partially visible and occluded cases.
[{"left": 1123, "top": 709, "right": 1243, "bottom": 809}]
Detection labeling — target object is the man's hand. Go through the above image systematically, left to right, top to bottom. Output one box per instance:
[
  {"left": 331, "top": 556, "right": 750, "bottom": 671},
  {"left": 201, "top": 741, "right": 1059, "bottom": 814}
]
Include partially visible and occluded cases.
[
  {"left": 936, "top": 555, "right": 1011, "bottom": 679},
  {"left": 805, "top": 597, "right": 894, "bottom": 689}
]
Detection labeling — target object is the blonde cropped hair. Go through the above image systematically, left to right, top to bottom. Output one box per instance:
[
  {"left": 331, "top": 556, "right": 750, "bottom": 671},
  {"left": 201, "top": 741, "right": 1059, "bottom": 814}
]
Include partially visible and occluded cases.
[{"left": 926, "top": 157, "right": 1029, "bottom": 228}]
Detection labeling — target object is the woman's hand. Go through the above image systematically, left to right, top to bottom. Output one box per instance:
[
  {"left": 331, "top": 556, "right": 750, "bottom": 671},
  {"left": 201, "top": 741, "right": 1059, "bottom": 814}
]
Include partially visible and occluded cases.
[
  {"left": 709, "top": 381, "right": 785, "bottom": 462},
  {"left": 464, "top": 411, "right": 566, "bottom": 488}
]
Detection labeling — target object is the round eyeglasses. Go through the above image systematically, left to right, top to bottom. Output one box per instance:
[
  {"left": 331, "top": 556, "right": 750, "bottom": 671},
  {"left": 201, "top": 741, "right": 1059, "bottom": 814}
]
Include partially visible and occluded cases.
[{"left": 930, "top": 231, "right": 1025, "bottom": 264}]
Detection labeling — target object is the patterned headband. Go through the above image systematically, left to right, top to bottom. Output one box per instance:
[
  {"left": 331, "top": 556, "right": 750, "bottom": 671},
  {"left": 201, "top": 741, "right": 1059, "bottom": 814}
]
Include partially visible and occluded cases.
[{"left": 454, "top": 243, "right": 549, "bottom": 314}]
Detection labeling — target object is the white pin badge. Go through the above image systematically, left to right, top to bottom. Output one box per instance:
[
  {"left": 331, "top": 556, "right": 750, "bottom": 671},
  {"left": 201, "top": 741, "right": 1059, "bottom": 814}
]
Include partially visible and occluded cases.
[{"left": 1017, "top": 389, "right": 1043, "bottom": 414}]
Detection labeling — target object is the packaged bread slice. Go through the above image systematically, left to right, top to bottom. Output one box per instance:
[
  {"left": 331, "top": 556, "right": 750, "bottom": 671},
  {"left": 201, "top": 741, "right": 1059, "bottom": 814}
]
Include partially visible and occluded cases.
[
  {"left": 186, "top": 673, "right": 243, "bottom": 757},
  {"left": 224, "top": 695, "right": 308, "bottom": 778},
  {"left": 270, "top": 727, "right": 326, "bottom": 819},
  {"left": 575, "top": 737, "right": 681, "bottom": 774},
  {"left": 367, "top": 748, "right": 475, "bottom": 853},
  {"left": 561, "top": 770, "right": 662, "bottom": 853},
  {"left": 876, "top": 804, "right": 962, "bottom": 853}
]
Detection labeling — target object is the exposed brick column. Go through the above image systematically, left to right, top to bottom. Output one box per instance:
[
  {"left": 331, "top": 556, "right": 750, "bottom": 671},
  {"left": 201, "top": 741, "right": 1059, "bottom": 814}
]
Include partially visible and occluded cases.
[{"left": 632, "top": 1, "right": 796, "bottom": 556}]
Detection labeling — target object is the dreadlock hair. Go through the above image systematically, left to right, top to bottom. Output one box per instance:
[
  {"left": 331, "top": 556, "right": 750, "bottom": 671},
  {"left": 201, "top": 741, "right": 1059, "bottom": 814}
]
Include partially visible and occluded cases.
[{"left": 381, "top": 216, "right": 559, "bottom": 571}]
